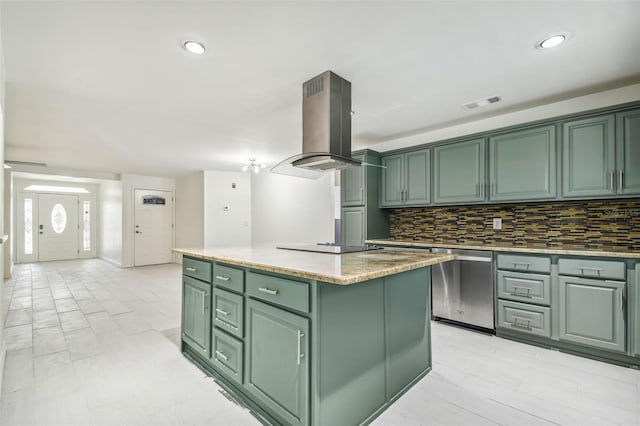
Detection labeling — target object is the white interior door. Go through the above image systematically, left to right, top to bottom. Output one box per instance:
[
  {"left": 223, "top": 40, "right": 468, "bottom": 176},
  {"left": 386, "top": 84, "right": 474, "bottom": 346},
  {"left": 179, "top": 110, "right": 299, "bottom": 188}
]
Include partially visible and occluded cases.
[
  {"left": 134, "top": 189, "right": 173, "bottom": 266},
  {"left": 38, "top": 193, "right": 79, "bottom": 261}
]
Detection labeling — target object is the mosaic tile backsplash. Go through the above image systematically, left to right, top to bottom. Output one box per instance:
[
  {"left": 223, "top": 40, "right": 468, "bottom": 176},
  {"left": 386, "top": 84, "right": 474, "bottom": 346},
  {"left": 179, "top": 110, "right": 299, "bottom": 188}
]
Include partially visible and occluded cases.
[{"left": 388, "top": 199, "right": 640, "bottom": 251}]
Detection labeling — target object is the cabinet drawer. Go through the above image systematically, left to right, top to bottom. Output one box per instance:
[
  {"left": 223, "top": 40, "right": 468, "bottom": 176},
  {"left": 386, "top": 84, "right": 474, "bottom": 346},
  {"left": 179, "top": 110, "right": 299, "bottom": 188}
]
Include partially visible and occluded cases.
[
  {"left": 497, "top": 254, "right": 551, "bottom": 273},
  {"left": 183, "top": 257, "right": 212, "bottom": 283},
  {"left": 558, "top": 258, "right": 625, "bottom": 280},
  {"left": 213, "top": 264, "right": 244, "bottom": 292},
  {"left": 497, "top": 271, "right": 551, "bottom": 306},
  {"left": 246, "top": 272, "right": 310, "bottom": 313},
  {"left": 213, "top": 288, "right": 244, "bottom": 339},
  {"left": 497, "top": 300, "right": 551, "bottom": 338},
  {"left": 211, "top": 329, "right": 243, "bottom": 386}
]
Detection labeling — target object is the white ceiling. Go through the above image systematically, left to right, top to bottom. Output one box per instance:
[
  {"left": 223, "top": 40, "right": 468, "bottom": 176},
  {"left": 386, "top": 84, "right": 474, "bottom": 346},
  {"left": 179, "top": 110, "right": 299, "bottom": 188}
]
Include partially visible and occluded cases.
[{"left": 2, "top": 1, "right": 639, "bottom": 178}]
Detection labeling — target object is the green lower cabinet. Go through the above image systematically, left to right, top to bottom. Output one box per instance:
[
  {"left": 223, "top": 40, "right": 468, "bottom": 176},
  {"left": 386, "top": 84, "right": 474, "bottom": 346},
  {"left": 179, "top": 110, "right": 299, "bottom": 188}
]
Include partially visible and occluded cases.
[
  {"left": 341, "top": 207, "right": 365, "bottom": 246},
  {"left": 635, "top": 264, "right": 640, "bottom": 357},
  {"left": 181, "top": 276, "right": 211, "bottom": 357},
  {"left": 558, "top": 276, "right": 625, "bottom": 353},
  {"left": 244, "top": 299, "right": 309, "bottom": 426},
  {"left": 497, "top": 299, "right": 551, "bottom": 338},
  {"left": 211, "top": 328, "right": 243, "bottom": 386}
]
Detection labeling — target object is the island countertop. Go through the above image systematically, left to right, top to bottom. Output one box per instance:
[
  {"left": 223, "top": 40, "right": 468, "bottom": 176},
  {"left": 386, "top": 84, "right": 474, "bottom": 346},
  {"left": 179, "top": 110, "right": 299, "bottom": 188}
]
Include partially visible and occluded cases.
[{"left": 173, "top": 246, "right": 454, "bottom": 285}]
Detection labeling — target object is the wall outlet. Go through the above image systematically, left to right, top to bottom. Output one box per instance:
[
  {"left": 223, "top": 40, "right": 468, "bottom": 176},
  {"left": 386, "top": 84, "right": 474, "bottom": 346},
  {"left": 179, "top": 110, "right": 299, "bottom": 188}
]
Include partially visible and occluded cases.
[{"left": 492, "top": 218, "right": 502, "bottom": 230}]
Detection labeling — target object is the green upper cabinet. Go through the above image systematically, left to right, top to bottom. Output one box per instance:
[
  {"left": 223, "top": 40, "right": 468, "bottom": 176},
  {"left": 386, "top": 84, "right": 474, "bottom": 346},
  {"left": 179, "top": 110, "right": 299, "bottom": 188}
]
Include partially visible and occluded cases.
[
  {"left": 616, "top": 109, "right": 640, "bottom": 196},
  {"left": 562, "top": 115, "right": 616, "bottom": 197},
  {"left": 489, "top": 125, "right": 557, "bottom": 202},
  {"left": 433, "top": 138, "right": 486, "bottom": 204},
  {"left": 380, "top": 148, "right": 430, "bottom": 207},
  {"left": 341, "top": 154, "right": 365, "bottom": 206},
  {"left": 182, "top": 276, "right": 211, "bottom": 358},
  {"left": 245, "top": 299, "right": 309, "bottom": 426}
]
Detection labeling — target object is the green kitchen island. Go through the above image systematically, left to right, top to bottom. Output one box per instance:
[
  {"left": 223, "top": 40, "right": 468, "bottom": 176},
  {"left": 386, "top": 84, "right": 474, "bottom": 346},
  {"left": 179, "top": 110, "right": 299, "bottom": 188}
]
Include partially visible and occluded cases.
[{"left": 174, "top": 246, "right": 453, "bottom": 426}]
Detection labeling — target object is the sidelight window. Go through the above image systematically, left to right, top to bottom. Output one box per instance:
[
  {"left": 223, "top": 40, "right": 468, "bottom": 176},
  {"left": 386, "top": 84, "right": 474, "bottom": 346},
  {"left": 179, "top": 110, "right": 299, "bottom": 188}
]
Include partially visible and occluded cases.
[{"left": 24, "top": 198, "right": 33, "bottom": 255}]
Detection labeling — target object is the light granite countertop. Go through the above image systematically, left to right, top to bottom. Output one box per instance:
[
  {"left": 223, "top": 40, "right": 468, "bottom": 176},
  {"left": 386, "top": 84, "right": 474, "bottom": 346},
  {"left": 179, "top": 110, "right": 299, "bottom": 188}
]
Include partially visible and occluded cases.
[
  {"left": 366, "top": 239, "right": 640, "bottom": 259},
  {"left": 173, "top": 246, "right": 454, "bottom": 285}
]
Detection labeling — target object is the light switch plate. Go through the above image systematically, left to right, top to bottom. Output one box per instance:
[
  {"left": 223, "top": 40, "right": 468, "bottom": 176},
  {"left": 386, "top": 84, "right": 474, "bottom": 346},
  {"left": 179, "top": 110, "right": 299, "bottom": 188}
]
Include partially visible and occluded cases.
[{"left": 493, "top": 218, "right": 502, "bottom": 230}]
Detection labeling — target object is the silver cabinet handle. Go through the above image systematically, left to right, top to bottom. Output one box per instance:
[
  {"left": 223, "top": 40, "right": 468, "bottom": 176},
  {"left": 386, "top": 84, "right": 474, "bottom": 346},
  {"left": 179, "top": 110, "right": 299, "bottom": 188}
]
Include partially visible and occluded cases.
[
  {"left": 619, "top": 169, "right": 624, "bottom": 189},
  {"left": 609, "top": 171, "right": 615, "bottom": 190},
  {"left": 475, "top": 182, "right": 479, "bottom": 197},
  {"left": 360, "top": 187, "right": 364, "bottom": 202},
  {"left": 512, "top": 262, "right": 531, "bottom": 269},
  {"left": 186, "top": 267, "right": 197, "bottom": 272},
  {"left": 579, "top": 267, "right": 603, "bottom": 277},
  {"left": 215, "top": 275, "right": 230, "bottom": 281},
  {"left": 258, "top": 287, "right": 278, "bottom": 296},
  {"left": 512, "top": 287, "right": 531, "bottom": 297},
  {"left": 620, "top": 287, "right": 624, "bottom": 312},
  {"left": 202, "top": 291, "right": 208, "bottom": 315},
  {"left": 215, "top": 308, "right": 230, "bottom": 316},
  {"left": 511, "top": 316, "right": 532, "bottom": 330},
  {"left": 297, "top": 330, "right": 305, "bottom": 365},
  {"left": 215, "top": 350, "right": 229, "bottom": 361}
]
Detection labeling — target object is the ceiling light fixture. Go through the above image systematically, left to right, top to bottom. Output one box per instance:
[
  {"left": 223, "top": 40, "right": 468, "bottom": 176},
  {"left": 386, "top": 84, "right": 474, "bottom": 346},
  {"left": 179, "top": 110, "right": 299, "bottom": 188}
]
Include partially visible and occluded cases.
[
  {"left": 536, "top": 33, "right": 569, "bottom": 49},
  {"left": 183, "top": 40, "right": 205, "bottom": 55},
  {"left": 462, "top": 96, "right": 501, "bottom": 111},
  {"left": 242, "top": 158, "right": 266, "bottom": 174}
]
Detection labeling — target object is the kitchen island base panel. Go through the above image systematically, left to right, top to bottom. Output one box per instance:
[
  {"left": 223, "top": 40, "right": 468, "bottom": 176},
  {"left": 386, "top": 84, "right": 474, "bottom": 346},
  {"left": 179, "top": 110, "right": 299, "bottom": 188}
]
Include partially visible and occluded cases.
[{"left": 180, "top": 261, "right": 434, "bottom": 426}]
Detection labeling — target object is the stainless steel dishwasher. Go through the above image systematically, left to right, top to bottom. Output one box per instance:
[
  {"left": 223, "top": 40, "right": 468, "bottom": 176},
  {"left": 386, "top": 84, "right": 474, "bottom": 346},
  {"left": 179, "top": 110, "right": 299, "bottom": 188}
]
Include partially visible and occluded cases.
[{"left": 431, "top": 248, "right": 494, "bottom": 332}]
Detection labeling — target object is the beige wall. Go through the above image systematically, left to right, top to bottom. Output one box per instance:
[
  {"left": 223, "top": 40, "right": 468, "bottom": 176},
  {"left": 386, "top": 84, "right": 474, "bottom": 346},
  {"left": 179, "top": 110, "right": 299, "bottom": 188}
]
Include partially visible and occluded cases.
[
  {"left": 0, "top": 1, "right": 7, "bottom": 394},
  {"left": 175, "top": 171, "right": 204, "bottom": 251},
  {"left": 204, "top": 171, "right": 251, "bottom": 247},
  {"left": 98, "top": 179, "right": 123, "bottom": 266}
]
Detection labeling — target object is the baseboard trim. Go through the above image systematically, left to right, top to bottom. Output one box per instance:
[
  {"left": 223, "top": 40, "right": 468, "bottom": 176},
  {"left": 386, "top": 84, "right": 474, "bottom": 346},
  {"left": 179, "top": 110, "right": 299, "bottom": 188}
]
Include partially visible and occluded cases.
[{"left": 98, "top": 256, "right": 122, "bottom": 268}]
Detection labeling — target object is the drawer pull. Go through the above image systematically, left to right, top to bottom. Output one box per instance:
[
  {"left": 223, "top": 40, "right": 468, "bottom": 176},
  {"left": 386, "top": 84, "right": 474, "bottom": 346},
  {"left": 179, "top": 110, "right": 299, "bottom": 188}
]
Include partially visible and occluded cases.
[
  {"left": 512, "top": 262, "right": 531, "bottom": 269},
  {"left": 186, "top": 267, "right": 197, "bottom": 272},
  {"left": 579, "top": 267, "right": 602, "bottom": 277},
  {"left": 216, "top": 275, "right": 230, "bottom": 282},
  {"left": 259, "top": 287, "right": 279, "bottom": 296},
  {"left": 511, "top": 287, "right": 531, "bottom": 297},
  {"left": 202, "top": 292, "right": 208, "bottom": 315},
  {"left": 215, "top": 308, "right": 230, "bottom": 316},
  {"left": 511, "top": 316, "right": 532, "bottom": 330},
  {"left": 297, "top": 330, "right": 305, "bottom": 365},
  {"left": 215, "top": 350, "right": 229, "bottom": 361}
]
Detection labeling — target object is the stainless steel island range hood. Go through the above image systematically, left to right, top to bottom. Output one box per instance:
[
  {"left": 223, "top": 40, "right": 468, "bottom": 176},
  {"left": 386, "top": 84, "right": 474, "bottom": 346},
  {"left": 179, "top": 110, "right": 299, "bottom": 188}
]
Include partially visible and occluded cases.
[{"left": 271, "top": 71, "right": 361, "bottom": 178}]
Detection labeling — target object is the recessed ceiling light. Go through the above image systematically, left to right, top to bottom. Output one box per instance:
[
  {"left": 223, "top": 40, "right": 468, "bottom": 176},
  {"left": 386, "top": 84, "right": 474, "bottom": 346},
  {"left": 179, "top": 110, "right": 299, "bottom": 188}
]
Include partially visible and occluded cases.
[
  {"left": 537, "top": 33, "right": 569, "bottom": 49},
  {"left": 183, "top": 41, "right": 205, "bottom": 55},
  {"left": 462, "top": 96, "right": 501, "bottom": 111}
]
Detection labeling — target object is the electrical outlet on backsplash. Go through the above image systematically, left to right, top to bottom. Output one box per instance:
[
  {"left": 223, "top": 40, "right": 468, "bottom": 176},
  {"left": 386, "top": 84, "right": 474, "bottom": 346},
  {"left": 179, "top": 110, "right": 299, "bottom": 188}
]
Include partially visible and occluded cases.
[{"left": 389, "top": 199, "right": 640, "bottom": 250}]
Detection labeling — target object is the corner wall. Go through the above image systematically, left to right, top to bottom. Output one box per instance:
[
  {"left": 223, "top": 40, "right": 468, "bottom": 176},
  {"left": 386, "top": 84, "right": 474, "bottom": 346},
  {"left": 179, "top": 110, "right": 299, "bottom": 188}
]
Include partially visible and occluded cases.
[
  {"left": 0, "top": 2, "right": 8, "bottom": 395},
  {"left": 175, "top": 171, "right": 204, "bottom": 250},
  {"left": 204, "top": 171, "right": 251, "bottom": 247},
  {"left": 98, "top": 179, "right": 123, "bottom": 266}
]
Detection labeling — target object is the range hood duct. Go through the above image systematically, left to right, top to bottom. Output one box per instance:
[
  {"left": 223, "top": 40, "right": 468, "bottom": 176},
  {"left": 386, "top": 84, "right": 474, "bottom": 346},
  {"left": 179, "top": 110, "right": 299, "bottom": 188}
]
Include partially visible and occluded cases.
[{"left": 271, "top": 71, "right": 361, "bottom": 178}]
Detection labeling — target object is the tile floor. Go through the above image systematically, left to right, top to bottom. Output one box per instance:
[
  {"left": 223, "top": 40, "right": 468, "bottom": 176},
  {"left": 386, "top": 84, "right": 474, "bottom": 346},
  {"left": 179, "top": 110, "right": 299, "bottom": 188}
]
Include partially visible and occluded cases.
[{"left": 1, "top": 259, "right": 639, "bottom": 425}]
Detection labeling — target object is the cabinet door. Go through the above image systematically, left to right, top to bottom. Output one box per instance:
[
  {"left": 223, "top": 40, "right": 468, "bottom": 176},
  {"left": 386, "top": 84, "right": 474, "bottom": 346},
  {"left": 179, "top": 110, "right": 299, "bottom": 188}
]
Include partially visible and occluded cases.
[
  {"left": 616, "top": 109, "right": 640, "bottom": 195},
  {"left": 562, "top": 115, "right": 616, "bottom": 197},
  {"left": 489, "top": 125, "right": 557, "bottom": 201},
  {"left": 433, "top": 138, "right": 485, "bottom": 204},
  {"left": 404, "top": 149, "right": 431, "bottom": 205},
  {"left": 341, "top": 154, "right": 365, "bottom": 206},
  {"left": 380, "top": 154, "right": 404, "bottom": 207},
  {"left": 341, "top": 207, "right": 365, "bottom": 246},
  {"left": 635, "top": 264, "right": 640, "bottom": 357},
  {"left": 182, "top": 276, "right": 211, "bottom": 357},
  {"left": 559, "top": 276, "right": 625, "bottom": 353},
  {"left": 245, "top": 299, "right": 309, "bottom": 426}
]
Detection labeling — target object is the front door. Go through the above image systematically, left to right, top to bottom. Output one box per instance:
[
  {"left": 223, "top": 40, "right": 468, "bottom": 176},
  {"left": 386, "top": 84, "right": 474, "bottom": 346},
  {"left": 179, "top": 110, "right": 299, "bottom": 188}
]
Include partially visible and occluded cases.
[
  {"left": 134, "top": 189, "right": 173, "bottom": 266},
  {"left": 38, "top": 193, "right": 79, "bottom": 261}
]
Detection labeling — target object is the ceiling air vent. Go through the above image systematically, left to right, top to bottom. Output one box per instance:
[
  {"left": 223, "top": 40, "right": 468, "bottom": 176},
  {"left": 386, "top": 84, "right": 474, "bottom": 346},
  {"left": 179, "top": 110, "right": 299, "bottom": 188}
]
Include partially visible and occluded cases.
[
  {"left": 305, "top": 76, "right": 324, "bottom": 97},
  {"left": 462, "top": 96, "right": 501, "bottom": 111}
]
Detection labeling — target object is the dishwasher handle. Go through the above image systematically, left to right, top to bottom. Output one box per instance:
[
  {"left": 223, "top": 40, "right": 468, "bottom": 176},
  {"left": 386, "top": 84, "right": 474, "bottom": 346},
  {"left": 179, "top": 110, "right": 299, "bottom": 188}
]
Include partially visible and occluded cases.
[{"left": 454, "top": 255, "right": 492, "bottom": 262}]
